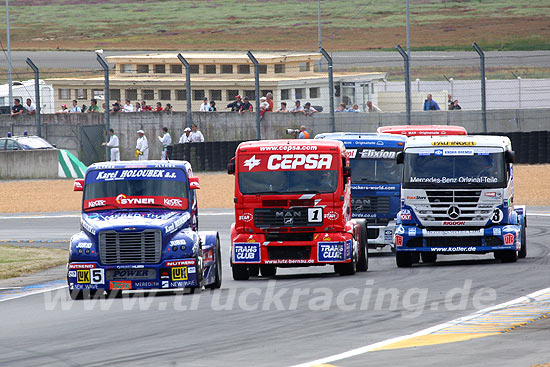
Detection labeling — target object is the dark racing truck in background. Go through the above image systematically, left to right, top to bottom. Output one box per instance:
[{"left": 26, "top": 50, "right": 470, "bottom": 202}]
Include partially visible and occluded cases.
[
  {"left": 228, "top": 139, "right": 368, "bottom": 279},
  {"left": 68, "top": 160, "right": 222, "bottom": 299}
]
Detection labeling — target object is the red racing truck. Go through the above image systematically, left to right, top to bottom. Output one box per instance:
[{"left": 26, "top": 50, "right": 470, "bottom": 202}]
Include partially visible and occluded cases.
[{"left": 228, "top": 139, "right": 368, "bottom": 280}]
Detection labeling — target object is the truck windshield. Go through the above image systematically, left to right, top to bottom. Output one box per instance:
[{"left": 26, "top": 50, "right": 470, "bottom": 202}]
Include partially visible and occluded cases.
[
  {"left": 403, "top": 148, "right": 506, "bottom": 189},
  {"left": 350, "top": 158, "right": 401, "bottom": 184},
  {"left": 83, "top": 168, "right": 189, "bottom": 210},
  {"left": 239, "top": 170, "right": 338, "bottom": 195}
]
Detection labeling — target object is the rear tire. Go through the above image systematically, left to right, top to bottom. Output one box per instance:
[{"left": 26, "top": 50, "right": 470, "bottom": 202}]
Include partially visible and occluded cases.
[
  {"left": 357, "top": 222, "right": 368, "bottom": 272},
  {"left": 518, "top": 225, "right": 527, "bottom": 259},
  {"left": 206, "top": 238, "right": 223, "bottom": 289},
  {"left": 335, "top": 246, "right": 357, "bottom": 276},
  {"left": 500, "top": 250, "right": 518, "bottom": 263},
  {"left": 396, "top": 252, "right": 413, "bottom": 267},
  {"left": 421, "top": 252, "right": 437, "bottom": 263},
  {"left": 232, "top": 263, "right": 249, "bottom": 280},
  {"left": 260, "top": 264, "right": 277, "bottom": 277}
]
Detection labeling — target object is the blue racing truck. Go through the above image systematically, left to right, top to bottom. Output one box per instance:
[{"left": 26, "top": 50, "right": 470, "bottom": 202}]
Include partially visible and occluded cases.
[
  {"left": 315, "top": 133, "right": 406, "bottom": 249},
  {"left": 68, "top": 160, "right": 222, "bottom": 299}
]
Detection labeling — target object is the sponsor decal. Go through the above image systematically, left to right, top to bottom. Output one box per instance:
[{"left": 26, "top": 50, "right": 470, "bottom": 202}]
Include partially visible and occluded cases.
[
  {"left": 431, "top": 141, "right": 477, "bottom": 146},
  {"left": 259, "top": 145, "right": 318, "bottom": 152},
  {"left": 345, "top": 149, "right": 357, "bottom": 159},
  {"left": 360, "top": 149, "right": 397, "bottom": 159},
  {"left": 441, "top": 149, "right": 474, "bottom": 156},
  {"left": 267, "top": 154, "right": 333, "bottom": 170},
  {"left": 243, "top": 155, "right": 261, "bottom": 171},
  {"left": 96, "top": 169, "right": 168, "bottom": 181},
  {"left": 409, "top": 176, "right": 499, "bottom": 184},
  {"left": 74, "top": 181, "right": 83, "bottom": 189},
  {"left": 353, "top": 185, "right": 397, "bottom": 191},
  {"left": 115, "top": 194, "right": 155, "bottom": 205},
  {"left": 406, "top": 196, "right": 427, "bottom": 200},
  {"left": 164, "top": 198, "right": 183, "bottom": 207},
  {"left": 87, "top": 199, "right": 106, "bottom": 208},
  {"left": 308, "top": 207, "right": 323, "bottom": 223},
  {"left": 492, "top": 208, "right": 504, "bottom": 223},
  {"left": 400, "top": 209, "right": 412, "bottom": 220},
  {"left": 324, "top": 211, "right": 339, "bottom": 220},
  {"left": 239, "top": 213, "right": 253, "bottom": 222},
  {"left": 165, "top": 214, "right": 190, "bottom": 234},
  {"left": 81, "top": 220, "right": 96, "bottom": 235},
  {"left": 443, "top": 221, "right": 466, "bottom": 225},
  {"left": 408, "top": 227, "right": 416, "bottom": 236},
  {"left": 493, "top": 228, "right": 502, "bottom": 236},
  {"left": 384, "top": 229, "right": 393, "bottom": 242},
  {"left": 425, "top": 230, "right": 481, "bottom": 236},
  {"left": 503, "top": 233, "right": 515, "bottom": 245},
  {"left": 395, "top": 235, "right": 403, "bottom": 247},
  {"left": 169, "top": 239, "right": 188, "bottom": 246},
  {"left": 76, "top": 242, "right": 92, "bottom": 249},
  {"left": 318, "top": 242, "right": 345, "bottom": 262},
  {"left": 233, "top": 243, "right": 261, "bottom": 263},
  {"left": 203, "top": 249, "right": 213, "bottom": 263},
  {"left": 264, "top": 259, "right": 315, "bottom": 264},
  {"left": 165, "top": 260, "right": 195, "bottom": 267},
  {"left": 69, "top": 263, "right": 96, "bottom": 269},
  {"left": 115, "top": 265, "right": 144, "bottom": 269},
  {"left": 187, "top": 266, "right": 196, "bottom": 274},
  {"left": 172, "top": 267, "right": 188, "bottom": 281},
  {"left": 76, "top": 268, "right": 104, "bottom": 284},
  {"left": 106, "top": 269, "right": 155, "bottom": 280},
  {"left": 160, "top": 270, "right": 170, "bottom": 280},
  {"left": 67, "top": 271, "right": 76, "bottom": 277},
  {"left": 110, "top": 281, "right": 132, "bottom": 290},
  {"left": 134, "top": 281, "right": 159, "bottom": 288},
  {"left": 162, "top": 281, "right": 169, "bottom": 288},
  {"left": 170, "top": 281, "right": 196, "bottom": 288},
  {"left": 70, "top": 284, "right": 100, "bottom": 290}
]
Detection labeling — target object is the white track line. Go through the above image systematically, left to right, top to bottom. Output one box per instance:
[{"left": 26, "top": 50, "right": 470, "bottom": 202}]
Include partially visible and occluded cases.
[
  {"left": 0, "top": 285, "right": 67, "bottom": 303},
  {"left": 290, "top": 287, "right": 550, "bottom": 367}
]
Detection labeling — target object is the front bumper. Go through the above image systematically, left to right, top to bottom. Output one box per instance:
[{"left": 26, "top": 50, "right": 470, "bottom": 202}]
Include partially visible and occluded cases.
[
  {"left": 366, "top": 223, "right": 395, "bottom": 247},
  {"left": 394, "top": 224, "right": 521, "bottom": 253},
  {"left": 231, "top": 232, "right": 354, "bottom": 266},
  {"left": 67, "top": 258, "right": 200, "bottom": 291}
]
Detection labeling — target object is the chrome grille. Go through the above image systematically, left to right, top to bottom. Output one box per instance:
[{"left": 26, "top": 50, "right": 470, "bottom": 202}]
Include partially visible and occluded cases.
[
  {"left": 414, "top": 190, "right": 494, "bottom": 223},
  {"left": 254, "top": 208, "right": 320, "bottom": 228},
  {"left": 99, "top": 230, "right": 161, "bottom": 265}
]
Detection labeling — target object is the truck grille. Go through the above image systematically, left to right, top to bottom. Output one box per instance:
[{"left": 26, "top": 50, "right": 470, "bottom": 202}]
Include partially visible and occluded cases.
[
  {"left": 417, "top": 190, "right": 489, "bottom": 222},
  {"left": 352, "top": 196, "right": 390, "bottom": 214},
  {"left": 254, "top": 208, "right": 320, "bottom": 228},
  {"left": 99, "top": 230, "right": 162, "bottom": 265},
  {"left": 268, "top": 246, "right": 311, "bottom": 260}
]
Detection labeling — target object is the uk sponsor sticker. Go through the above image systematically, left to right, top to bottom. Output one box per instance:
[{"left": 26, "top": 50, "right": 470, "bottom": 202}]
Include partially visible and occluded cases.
[
  {"left": 318, "top": 242, "right": 345, "bottom": 262},
  {"left": 233, "top": 243, "right": 260, "bottom": 263},
  {"left": 171, "top": 267, "right": 188, "bottom": 281}
]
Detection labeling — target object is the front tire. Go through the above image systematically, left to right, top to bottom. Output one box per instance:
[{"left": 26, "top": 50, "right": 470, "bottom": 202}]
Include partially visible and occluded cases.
[
  {"left": 357, "top": 222, "right": 368, "bottom": 272},
  {"left": 518, "top": 225, "right": 527, "bottom": 259},
  {"left": 206, "top": 238, "right": 222, "bottom": 289},
  {"left": 500, "top": 250, "right": 518, "bottom": 263},
  {"left": 396, "top": 252, "right": 413, "bottom": 267}
]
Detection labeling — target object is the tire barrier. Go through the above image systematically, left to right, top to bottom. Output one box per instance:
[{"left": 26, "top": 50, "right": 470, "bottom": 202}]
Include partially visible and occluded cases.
[
  {"left": 484, "top": 131, "right": 550, "bottom": 164},
  {"left": 167, "top": 141, "right": 243, "bottom": 171}
]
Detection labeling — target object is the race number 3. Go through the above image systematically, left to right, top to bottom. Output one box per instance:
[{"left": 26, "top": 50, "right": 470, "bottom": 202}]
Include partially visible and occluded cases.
[{"left": 308, "top": 208, "right": 322, "bottom": 223}]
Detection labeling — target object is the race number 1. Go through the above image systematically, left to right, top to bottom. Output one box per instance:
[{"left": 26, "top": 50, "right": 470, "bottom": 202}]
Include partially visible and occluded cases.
[{"left": 308, "top": 208, "right": 322, "bottom": 223}]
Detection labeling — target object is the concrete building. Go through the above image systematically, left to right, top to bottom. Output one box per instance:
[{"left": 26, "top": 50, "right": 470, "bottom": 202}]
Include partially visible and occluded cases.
[{"left": 46, "top": 52, "right": 386, "bottom": 112}]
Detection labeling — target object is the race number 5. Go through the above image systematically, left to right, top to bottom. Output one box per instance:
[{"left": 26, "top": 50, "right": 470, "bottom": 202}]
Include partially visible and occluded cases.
[
  {"left": 308, "top": 208, "right": 322, "bottom": 223},
  {"left": 91, "top": 268, "right": 104, "bottom": 284}
]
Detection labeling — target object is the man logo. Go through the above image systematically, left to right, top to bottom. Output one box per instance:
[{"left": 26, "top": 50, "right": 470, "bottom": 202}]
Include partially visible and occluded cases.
[
  {"left": 243, "top": 155, "right": 261, "bottom": 171},
  {"left": 447, "top": 206, "right": 461, "bottom": 220}
]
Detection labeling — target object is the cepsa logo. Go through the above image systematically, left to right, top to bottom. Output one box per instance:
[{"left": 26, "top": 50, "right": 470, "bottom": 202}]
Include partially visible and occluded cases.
[
  {"left": 268, "top": 154, "right": 333, "bottom": 170},
  {"left": 116, "top": 194, "right": 155, "bottom": 205},
  {"left": 164, "top": 198, "right": 183, "bottom": 207},
  {"left": 87, "top": 199, "right": 106, "bottom": 208},
  {"left": 239, "top": 213, "right": 253, "bottom": 222}
]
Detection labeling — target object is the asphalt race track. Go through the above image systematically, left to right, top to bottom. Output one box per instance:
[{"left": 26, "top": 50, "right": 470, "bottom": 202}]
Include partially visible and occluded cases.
[{"left": 0, "top": 209, "right": 549, "bottom": 366}]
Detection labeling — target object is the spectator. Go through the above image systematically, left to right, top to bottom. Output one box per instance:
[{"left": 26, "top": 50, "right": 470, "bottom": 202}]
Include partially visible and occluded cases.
[
  {"left": 266, "top": 92, "right": 274, "bottom": 112},
  {"left": 226, "top": 94, "right": 243, "bottom": 112},
  {"left": 423, "top": 94, "right": 440, "bottom": 111},
  {"left": 448, "top": 94, "right": 453, "bottom": 109},
  {"left": 239, "top": 96, "right": 253, "bottom": 114},
  {"left": 259, "top": 96, "right": 269, "bottom": 118},
  {"left": 199, "top": 97, "right": 209, "bottom": 112},
  {"left": 24, "top": 98, "right": 36, "bottom": 115},
  {"left": 87, "top": 98, "right": 100, "bottom": 113},
  {"left": 11, "top": 99, "right": 24, "bottom": 116},
  {"left": 122, "top": 99, "right": 134, "bottom": 112},
  {"left": 70, "top": 100, "right": 81, "bottom": 113},
  {"left": 111, "top": 100, "right": 121, "bottom": 113},
  {"left": 141, "top": 100, "right": 152, "bottom": 111},
  {"left": 289, "top": 100, "right": 304, "bottom": 114},
  {"left": 449, "top": 100, "right": 462, "bottom": 110},
  {"left": 135, "top": 101, "right": 142, "bottom": 112},
  {"left": 209, "top": 101, "right": 217, "bottom": 111},
  {"left": 366, "top": 101, "right": 382, "bottom": 113},
  {"left": 155, "top": 102, "right": 163, "bottom": 112},
  {"left": 276, "top": 102, "right": 288, "bottom": 112},
  {"left": 303, "top": 102, "right": 317, "bottom": 116},
  {"left": 164, "top": 103, "right": 174, "bottom": 112},
  {"left": 335, "top": 103, "right": 346, "bottom": 112},
  {"left": 57, "top": 104, "right": 69, "bottom": 113},
  {"left": 190, "top": 123, "right": 205, "bottom": 143},
  {"left": 298, "top": 125, "right": 309, "bottom": 139},
  {"left": 158, "top": 127, "right": 172, "bottom": 160},
  {"left": 179, "top": 127, "right": 192, "bottom": 143},
  {"left": 101, "top": 128, "right": 120, "bottom": 161},
  {"left": 135, "top": 129, "right": 149, "bottom": 160}
]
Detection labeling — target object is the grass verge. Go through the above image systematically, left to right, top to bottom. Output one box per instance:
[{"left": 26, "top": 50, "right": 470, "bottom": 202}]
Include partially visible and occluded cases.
[{"left": 0, "top": 245, "right": 67, "bottom": 280}]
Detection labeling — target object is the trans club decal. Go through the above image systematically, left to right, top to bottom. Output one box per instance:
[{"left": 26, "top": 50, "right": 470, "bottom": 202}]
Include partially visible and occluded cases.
[
  {"left": 317, "top": 242, "right": 346, "bottom": 262},
  {"left": 233, "top": 243, "right": 260, "bottom": 263}
]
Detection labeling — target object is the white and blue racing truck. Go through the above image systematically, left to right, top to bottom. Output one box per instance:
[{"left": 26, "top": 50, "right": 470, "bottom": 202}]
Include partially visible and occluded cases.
[{"left": 394, "top": 135, "right": 526, "bottom": 267}]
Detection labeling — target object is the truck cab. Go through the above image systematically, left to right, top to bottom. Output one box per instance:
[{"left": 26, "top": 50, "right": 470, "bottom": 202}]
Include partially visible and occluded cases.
[
  {"left": 315, "top": 132, "right": 406, "bottom": 249},
  {"left": 394, "top": 135, "right": 526, "bottom": 267},
  {"left": 228, "top": 140, "right": 368, "bottom": 279},
  {"left": 68, "top": 160, "right": 222, "bottom": 299}
]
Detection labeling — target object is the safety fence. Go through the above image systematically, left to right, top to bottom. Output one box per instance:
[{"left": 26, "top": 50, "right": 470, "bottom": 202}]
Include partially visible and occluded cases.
[{"left": 167, "top": 131, "right": 550, "bottom": 172}]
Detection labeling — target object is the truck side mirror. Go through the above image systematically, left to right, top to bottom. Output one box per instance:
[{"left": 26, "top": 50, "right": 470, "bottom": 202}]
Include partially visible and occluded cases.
[
  {"left": 505, "top": 150, "right": 515, "bottom": 164},
  {"left": 396, "top": 151, "right": 404, "bottom": 164},
  {"left": 227, "top": 157, "right": 236, "bottom": 175},
  {"left": 189, "top": 176, "right": 200, "bottom": 189},
  {"left": 73, "top": 179, "right": 84, "bottom": 191}
]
